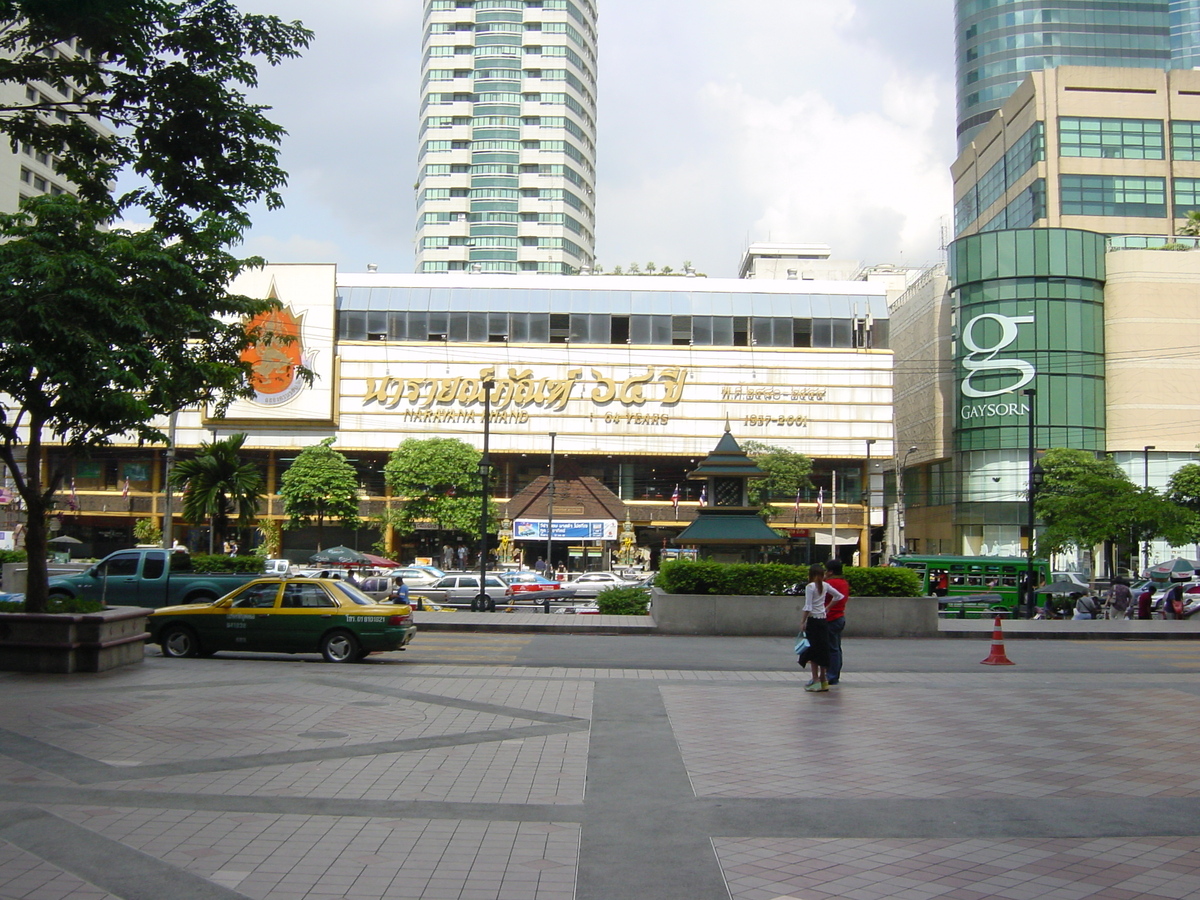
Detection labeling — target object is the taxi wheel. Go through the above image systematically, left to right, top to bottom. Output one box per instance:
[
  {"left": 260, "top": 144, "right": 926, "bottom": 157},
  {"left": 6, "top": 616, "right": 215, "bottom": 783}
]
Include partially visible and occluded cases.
[
  {"left": 161, "top": 625, "right": 201, "bottom": 659},
  {"left": 320, "top": 630, "right": 363, "bottom": 664}
]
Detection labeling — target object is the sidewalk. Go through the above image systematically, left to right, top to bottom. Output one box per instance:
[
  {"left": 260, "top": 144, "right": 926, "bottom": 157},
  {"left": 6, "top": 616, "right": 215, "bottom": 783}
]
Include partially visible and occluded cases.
[
  {"left": 939, "top": 616, "right": 1200, "bottom": 639},
  {"left": 2, "top": 640, "right": 1200, "bottom": 899}
]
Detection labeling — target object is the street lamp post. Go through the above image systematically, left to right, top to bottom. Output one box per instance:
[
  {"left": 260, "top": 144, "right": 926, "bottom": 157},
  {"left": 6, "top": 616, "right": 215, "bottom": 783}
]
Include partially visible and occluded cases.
[
  {"left": 475, "top": 378, "right": 495, "bottom": 612},
  {"left": 1024, "top": 387, "right": 1037, "bottom": 619},
  {"left": 545, "top": 432, "right": 557, "bottom": 573},
  {"left": 864, "top": 438, "right": 876, "bottom": 565},
  {"left": 897, "top": 445, "right": 917, "bottom": 556},
  {"left": 1143, "top": 445, "right": 1156, "bottom": 574}
]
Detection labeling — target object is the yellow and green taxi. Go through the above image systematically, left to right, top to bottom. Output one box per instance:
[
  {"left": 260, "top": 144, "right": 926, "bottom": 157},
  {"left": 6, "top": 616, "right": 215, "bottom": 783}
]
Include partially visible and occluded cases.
[{"left": 148, "top": 577, "right": 416, "bottom": 663}]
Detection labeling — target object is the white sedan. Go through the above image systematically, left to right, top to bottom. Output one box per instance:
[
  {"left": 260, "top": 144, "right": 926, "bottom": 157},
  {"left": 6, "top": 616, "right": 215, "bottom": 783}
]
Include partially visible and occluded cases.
[{"left": 566, "top": 571, "right": 640, "bottom": 598}]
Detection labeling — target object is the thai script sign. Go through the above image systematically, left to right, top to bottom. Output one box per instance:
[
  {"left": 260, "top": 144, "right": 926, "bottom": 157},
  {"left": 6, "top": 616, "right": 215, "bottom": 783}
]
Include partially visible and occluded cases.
[{"left": 513, "top": 519, "right": 618, "bottom": 541}]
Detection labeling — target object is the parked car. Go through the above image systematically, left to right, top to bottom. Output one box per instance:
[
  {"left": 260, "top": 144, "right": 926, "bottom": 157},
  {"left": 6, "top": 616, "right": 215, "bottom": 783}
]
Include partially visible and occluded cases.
[
  {"left": 47, "top": 547, "right": 260, "bottom": 609},
  {"left": 392, "top": 565, "right": 445, "bottom": 587},
  {"left": 499, "top": 571, "right": 577, "bottom": 597},
  {"left": 566, "top": 571, "right": 640, "bottom": 597},
  {"left": 429, "top": 574, "right": 513, "bottom": 610},
  {"left": 147, "top": 577, "right": 417, "bottom": 663}
]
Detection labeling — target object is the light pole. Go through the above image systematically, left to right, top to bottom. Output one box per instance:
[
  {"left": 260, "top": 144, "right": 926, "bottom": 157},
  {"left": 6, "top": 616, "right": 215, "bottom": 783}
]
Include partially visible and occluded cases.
[
  {"left": 474, "top": 378, "right": 495, "bottom": 612},
  {"left": 1024, "top": 387, "right": 1037, "bottom": 619},
  {"left": 545, "top": 432, "right": 557, "bottom": 573},
  {"left": 864, "top": 438, "right": 876, "bottom": 565},
  {"left": 897, "top": 445, "right": 917, "bottom": 556},
  {"left": 1144, "top": 445, "right": 1156, "bottom": 574}
]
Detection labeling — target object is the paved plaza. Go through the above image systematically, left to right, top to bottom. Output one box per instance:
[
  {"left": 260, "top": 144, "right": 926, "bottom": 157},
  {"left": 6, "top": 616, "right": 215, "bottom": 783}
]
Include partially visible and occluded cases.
[{"left": 1, "top": 634, "right": 1200, "bottom": 900}]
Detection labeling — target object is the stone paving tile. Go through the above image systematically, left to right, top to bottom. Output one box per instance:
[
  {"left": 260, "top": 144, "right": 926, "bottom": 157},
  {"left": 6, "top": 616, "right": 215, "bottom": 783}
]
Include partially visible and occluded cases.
[
  {"left": 0, "top": 676, "right": 591, "bottom": 779},
  {"left": 664, "top": 684, "right": 1200, "bottom": 800},
  {"left": 91, "top": 731, "right": 589, "bottom": 804},
  {"left": 54, "top": 806, "right": 579, "bottom": 900},
  {"left": 714, "top": 836, "right": 1200, "bottom": 900},
  {"left": 0, "top": 839, "right": 119, "bottom": 900}
]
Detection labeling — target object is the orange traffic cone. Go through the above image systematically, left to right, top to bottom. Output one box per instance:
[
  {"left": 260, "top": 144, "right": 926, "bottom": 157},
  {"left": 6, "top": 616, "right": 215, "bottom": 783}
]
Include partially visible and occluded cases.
[{"left": 980, "top": 614, "right": 1015, "bottom": 666}]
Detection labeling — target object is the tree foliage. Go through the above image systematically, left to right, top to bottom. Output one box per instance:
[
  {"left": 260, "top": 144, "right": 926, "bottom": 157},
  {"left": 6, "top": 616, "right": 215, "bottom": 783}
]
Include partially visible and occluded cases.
[
  {"left": 0, "top": 2, "right": 309, "bottom": 611},
  {"left": 168, "top": 434, "right": 264, "bottom": 549},
  {"left": 278, "top": 437, "right": 362, "bottom": 549},
  {"left": 383, "top": 438, "right": 495, "bottom": 538},
  {"left": 742, "top": 441, "right": 814, "bottom": 510},
  {"left": 1034, "top": 448, "right": 1198, "bottom": 556}
]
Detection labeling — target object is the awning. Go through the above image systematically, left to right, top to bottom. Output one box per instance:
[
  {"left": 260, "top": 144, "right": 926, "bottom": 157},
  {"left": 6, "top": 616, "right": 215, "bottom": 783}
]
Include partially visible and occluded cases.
[{"left": 810, "top": 531, "right": 861, "bottom": 547}]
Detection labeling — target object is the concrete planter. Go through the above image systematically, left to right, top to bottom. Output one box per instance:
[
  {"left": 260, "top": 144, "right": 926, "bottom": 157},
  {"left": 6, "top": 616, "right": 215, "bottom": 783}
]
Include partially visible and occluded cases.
[
  {"left": 650, "top": 589, "right": 938, "bottom": 637},
  {"left": 0, "top": 606, "right": 151, "bottom": 674}
]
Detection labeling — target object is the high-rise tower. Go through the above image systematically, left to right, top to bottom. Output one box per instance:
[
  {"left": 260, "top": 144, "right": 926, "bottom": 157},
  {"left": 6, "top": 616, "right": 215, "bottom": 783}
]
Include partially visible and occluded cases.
[
  {"left": 417, "top": 0, "right": 598, "bottom": 275},
  {"left": 955, "top": 1, "right": 1200, "bottom": 151}
]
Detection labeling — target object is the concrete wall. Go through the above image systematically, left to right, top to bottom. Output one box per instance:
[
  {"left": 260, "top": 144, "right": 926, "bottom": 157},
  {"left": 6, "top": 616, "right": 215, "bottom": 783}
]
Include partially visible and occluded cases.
[{"left": 649, "top": 589, "right": 938, "bottom": 637}]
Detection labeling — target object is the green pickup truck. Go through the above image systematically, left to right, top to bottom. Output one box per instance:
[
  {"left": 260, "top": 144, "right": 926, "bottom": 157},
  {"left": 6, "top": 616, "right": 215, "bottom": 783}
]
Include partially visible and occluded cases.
[{"left": 47, "top": 548, "right": 260, "bottom": 609}]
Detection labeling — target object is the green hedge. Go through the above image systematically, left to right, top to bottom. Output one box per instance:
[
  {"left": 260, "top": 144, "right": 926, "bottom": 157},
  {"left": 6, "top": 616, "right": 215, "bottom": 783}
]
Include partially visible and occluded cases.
[
  {"left": 0, "top": 549, "right": 27, "bottom": 566},
  {"left": 187, "top": 554, "right": 264, "bottom": 574},
  {"left": 656, "top": 559, "right": 921, "bottom": 597},
  {"left": 595, "top": 586, "right": 651, "bottom": 615},
  {"left": 0, "top": 595, "right": 104, "bottom": 614}
]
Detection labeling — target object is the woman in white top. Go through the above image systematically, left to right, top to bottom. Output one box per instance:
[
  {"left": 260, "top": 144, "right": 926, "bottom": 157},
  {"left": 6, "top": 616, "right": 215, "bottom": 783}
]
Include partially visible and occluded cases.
[{"left": 800, "top": 563, "right": 844, "bottom": 692}]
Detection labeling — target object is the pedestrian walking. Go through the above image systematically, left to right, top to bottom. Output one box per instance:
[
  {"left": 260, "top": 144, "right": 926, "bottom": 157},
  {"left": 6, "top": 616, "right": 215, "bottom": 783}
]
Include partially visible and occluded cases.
[
  {"left": 442, "top": 543, "right": 454, "bottom": 571},
  {"left": 456, "top": 543, "right": 468, "bottom": 570},
  {"left": 534, "top": 557, "right": 546, "bottom": 574},
  {"left": 823, "top": 558, "right": 851, "bottom": 685},
  {"left": 799, "top": 564, "right": 842, "bottom": 693},
  {"left": 1106, "top": 578, "right": 1132, "bottom": 619},
  {"left": 1164, "top": 582, "right": 1186, "bottom": 619},
  {"left": 1137, "top": 583, "right": 1155, "bottom": 620}
]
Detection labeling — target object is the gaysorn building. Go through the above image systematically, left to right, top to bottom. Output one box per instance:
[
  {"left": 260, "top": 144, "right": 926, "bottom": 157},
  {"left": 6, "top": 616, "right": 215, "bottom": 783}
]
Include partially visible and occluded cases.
[{"left": 33, "top": 266, "right": 894, "bottom": 568}]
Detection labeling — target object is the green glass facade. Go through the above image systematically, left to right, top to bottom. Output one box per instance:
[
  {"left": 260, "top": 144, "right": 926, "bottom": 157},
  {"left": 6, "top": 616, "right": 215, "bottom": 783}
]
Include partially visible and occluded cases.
[{"left": 950, "top": 229, "right": 1107, "bottom": 453}]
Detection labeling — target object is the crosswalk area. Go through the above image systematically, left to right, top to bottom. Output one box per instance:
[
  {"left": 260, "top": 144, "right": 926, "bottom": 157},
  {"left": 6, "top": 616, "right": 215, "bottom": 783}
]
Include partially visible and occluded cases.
[{"left": 402, "top": 632, "right": 534, "bottom": 663}]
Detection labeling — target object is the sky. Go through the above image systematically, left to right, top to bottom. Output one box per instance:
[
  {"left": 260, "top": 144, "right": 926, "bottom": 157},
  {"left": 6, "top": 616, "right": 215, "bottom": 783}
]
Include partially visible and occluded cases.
[{"left": 233, "top": 0, "right": 956, "bottom": 279}]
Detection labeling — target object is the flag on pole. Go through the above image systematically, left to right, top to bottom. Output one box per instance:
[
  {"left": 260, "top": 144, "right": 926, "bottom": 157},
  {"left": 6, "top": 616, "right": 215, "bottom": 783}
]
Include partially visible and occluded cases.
[
  {"left": 122, "top": 477, "right": 130, "bottom": 499},
  {"left": 69, "top": 478, "right": 78, "bottom": 512},
  {"left": 671, "top": 484, "right": 680, "bottom": 518},
  {"left": 698, "top": 486, "right": 707, "bottom": 507},
  {"left": 793, "top": 486, "right": 801, "bottom": 524},
  {"left": 816, "top": 487, "right": 824, "bottom": 521}
]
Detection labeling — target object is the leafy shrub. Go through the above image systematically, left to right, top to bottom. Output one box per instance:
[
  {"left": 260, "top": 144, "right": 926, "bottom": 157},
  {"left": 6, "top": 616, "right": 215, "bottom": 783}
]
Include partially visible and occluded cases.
[
  {"left": 0, "top": 549, "right": 28, "bottom": 566},
  {"left": 188, "top": 553, "right": 264, "bottom": 574},
  {"left": 657, "top": 559, "right": 920, "bottom": 597},
  {"left": 845, "top": 565, "right": 922, "bottom": 598},
  {"left": 595, "top": 586, "right": 650, "bottom": 615},
  {"left": 0, "top": 595, "right": 103, "bottom": 614}
]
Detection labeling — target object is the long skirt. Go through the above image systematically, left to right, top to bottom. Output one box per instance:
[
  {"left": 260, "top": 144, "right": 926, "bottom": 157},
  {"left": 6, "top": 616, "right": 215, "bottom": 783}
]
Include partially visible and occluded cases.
[{"left": 804, "top": 616, "right": 831, "bottom": 668}]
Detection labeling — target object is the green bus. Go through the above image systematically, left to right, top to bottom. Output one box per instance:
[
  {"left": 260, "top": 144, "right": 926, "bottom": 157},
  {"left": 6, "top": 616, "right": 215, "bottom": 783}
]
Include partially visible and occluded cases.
[{"left": 893, "top": 555, "right": 1051, "bottom": 617}]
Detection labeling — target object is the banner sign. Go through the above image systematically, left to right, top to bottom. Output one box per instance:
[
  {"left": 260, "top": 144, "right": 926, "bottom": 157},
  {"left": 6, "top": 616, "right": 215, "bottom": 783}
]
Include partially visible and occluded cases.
[{"left": 513, "top": 519, "right": 618, "bottom": 541}]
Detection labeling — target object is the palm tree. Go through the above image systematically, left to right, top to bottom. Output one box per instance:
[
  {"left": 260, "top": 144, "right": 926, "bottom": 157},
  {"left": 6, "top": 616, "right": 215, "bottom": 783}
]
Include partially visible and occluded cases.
[{"left": 168, "top": 433, "right": 264, "bottom": 553}]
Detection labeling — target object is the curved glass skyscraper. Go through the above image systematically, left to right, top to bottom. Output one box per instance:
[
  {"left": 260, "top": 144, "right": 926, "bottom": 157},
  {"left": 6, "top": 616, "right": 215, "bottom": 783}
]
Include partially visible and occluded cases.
[
  {"left": 417, "top": 0, "right": 598, "bottom": 275},
  {"left": 955, "top": 1, "right": 1193, "bottom": 150}
]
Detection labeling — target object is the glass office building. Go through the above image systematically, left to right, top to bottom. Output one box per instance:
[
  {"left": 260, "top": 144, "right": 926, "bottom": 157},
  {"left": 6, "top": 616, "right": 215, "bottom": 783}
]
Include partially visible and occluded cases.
[
  {"left": 417, "top": 0, "right": 598, "bottom": 275},
  {"left": 954, "top": 1, "right": 1198, "bottom": 150}
]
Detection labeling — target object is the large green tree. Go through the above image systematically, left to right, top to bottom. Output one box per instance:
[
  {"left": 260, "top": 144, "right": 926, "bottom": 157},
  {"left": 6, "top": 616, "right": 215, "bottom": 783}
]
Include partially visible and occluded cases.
[
  {"left": 0, "top": 2, "right": 309, "bottom": 611},
  {"left": 168, "top": 434, "right": 264, "bottom": 552},
  {"left": 279, "top": 437, "right": 362, "bottom": 550},
  {"left": 383, "top": 438, "right": 494, "bottom": 539},
  {"left": 742, "top": 441, "right": 814, "bottom": 512},
  {"left": 1034, "top": 448, "right": 1197, "bottom": 568}
]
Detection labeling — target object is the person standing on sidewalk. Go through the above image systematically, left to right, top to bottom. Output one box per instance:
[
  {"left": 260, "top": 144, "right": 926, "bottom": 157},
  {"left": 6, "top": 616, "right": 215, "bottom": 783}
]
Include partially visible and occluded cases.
[
  {"left": 824, "top": 558, "right": 851, "bottom": 685},
  {"left": 800, "top": 564, "right": 842, "bottom": 693},
  {"left": 1137, "top": 583, "right": 1156, "bottom": 620}
]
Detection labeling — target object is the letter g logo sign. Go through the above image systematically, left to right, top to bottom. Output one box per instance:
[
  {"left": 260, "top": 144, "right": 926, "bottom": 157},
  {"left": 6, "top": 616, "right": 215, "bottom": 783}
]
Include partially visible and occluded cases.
[{"left": 960, "top": 313, "right": 1035, "bottom": 399}]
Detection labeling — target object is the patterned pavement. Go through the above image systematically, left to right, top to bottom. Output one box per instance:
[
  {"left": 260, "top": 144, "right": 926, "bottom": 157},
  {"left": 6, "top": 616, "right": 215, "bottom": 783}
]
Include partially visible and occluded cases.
[{"left": 0, "top": 652, "right": 1199, "bottom": 899}]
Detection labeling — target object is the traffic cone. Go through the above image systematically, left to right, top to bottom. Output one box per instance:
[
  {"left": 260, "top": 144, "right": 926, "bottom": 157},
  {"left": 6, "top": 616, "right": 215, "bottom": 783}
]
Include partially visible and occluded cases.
[{"left": 980, "top": 614, "right": 1015, "bottom": 666}]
